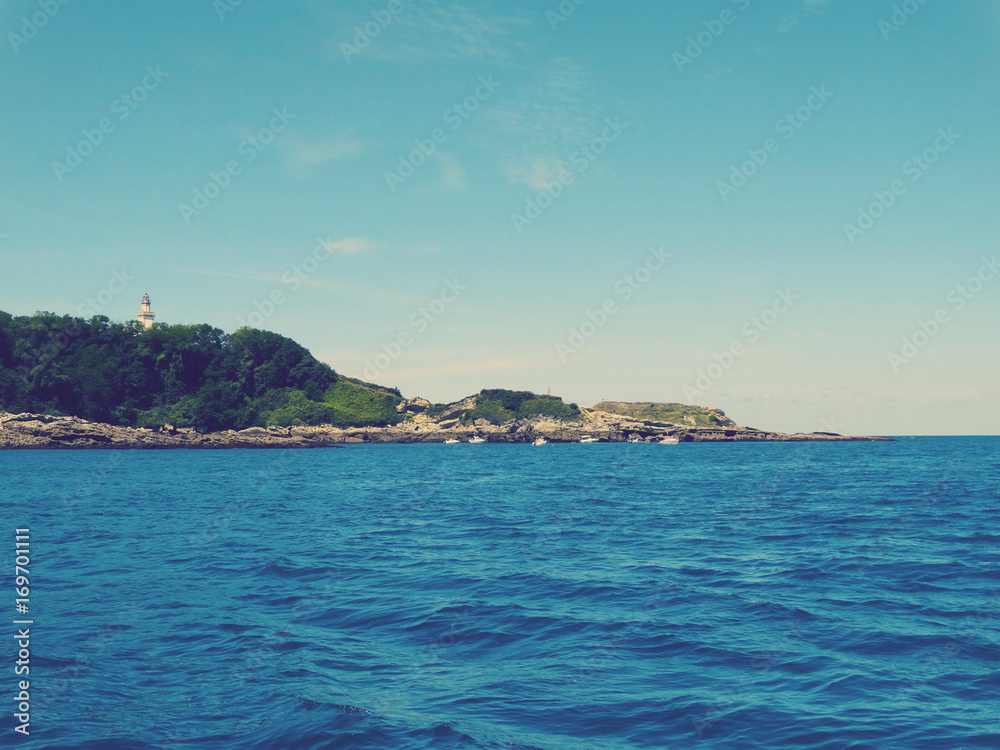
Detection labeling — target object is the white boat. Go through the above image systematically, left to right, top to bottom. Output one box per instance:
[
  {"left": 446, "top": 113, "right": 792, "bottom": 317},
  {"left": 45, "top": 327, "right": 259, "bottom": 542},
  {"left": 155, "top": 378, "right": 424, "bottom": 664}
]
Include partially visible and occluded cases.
[
  {"left": 579, "top": 435, "right": 599, "bottom": 443},
  {"left": 627, "top": 435, "right": 641, "bottom": 443},
  {"left": 469, "top": 436, "right": 487, "bottom": 444},
  {"left": 659, "top": 436, "right": 680, "bottom": 445},
  {"left": 532, "top": 437, "right": 548, "bottom": 446},
  {"left": 444, "top": 438, "right": 460, "bottom": 444}
]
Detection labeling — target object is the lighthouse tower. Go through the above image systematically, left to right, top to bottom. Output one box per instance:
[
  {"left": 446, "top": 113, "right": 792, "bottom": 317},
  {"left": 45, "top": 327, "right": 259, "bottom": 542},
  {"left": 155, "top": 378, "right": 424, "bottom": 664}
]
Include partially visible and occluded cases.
[{"left": 137, "top": 292, "right": 155, "bottom": 329}]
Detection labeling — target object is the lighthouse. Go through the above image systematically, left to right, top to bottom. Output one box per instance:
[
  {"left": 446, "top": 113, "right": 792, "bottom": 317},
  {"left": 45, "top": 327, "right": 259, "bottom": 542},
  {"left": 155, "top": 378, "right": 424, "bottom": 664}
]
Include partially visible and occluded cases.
[{"left": 137, "top": 292, "right": 155, "bottom": 329}]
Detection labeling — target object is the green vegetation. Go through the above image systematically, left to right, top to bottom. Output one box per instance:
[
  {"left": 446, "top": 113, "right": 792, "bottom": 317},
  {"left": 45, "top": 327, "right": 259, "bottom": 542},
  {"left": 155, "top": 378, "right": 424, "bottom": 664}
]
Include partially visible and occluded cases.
[
  {"left": 0, "top": 310, "right": 403, "bottom": 431},
  {"left": 460, "top": 389, "right": 583, "bottom": 425},
  {"left": 591, "top": 401, "right": 732, "bottom": 427},
  {"left": 424, "top": 403, "right": 449, "bottom": 418}
]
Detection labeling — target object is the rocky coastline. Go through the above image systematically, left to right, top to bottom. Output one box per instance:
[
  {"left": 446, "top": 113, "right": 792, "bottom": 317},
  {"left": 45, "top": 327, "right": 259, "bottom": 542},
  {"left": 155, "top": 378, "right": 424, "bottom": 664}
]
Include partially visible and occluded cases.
[{"left": 0, "top": 409, "right": 892, "bottom": 449}]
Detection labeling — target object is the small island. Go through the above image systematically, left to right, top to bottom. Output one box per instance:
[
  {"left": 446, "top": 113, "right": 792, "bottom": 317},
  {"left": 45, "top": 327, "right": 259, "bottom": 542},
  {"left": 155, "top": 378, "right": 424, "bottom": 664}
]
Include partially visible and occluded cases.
[{"left": 0, "top": 309, "right": 889, "bottom": 449}]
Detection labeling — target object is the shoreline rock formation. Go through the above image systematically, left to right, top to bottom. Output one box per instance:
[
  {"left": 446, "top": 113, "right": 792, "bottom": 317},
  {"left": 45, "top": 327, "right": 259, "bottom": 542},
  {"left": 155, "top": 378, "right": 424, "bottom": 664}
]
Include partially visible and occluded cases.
[
  {"left": 0, "top": 406, "right": 892, "bottom": 450},
  {"left": 0, "top": 413, "right": 328, "bottom": 449}
]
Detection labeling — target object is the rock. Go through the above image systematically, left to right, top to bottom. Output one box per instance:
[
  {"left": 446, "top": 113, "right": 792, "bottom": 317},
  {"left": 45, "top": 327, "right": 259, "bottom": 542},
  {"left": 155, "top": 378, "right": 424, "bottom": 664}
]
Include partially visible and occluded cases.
[
  {"left": 396, "top": 396, "right": 432, "bottom": 414},
  {"left": 0, "top": 406, "right": 892, "bottom": 450},
  {"left": 0, "top": 411, "right": 338, "bottom": 450}
]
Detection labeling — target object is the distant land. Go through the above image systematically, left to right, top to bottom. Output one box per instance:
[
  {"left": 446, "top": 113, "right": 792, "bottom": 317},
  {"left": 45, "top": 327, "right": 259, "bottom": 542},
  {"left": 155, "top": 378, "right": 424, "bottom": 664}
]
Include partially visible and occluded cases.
[{"left": 0, "top": 310, "right": 889, "bottom": 448}]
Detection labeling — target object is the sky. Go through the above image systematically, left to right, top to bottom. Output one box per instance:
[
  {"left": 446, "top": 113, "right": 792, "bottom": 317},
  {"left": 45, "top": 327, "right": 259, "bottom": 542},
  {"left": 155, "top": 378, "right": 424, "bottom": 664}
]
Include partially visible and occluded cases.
[{"left": 1, "top": 0, "right": 998, "bottom": 436}]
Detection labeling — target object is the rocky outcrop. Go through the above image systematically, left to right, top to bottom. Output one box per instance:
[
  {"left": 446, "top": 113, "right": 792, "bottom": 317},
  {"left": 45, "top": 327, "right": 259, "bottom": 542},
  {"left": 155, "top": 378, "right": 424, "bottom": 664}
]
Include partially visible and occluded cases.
[
  {"left": 396, "top": 396, "right": 431, "bottom": 414},
  {"left": 0, "top": 407, "right": 891, "bottom": 450},
  {"left": 273, "top": 410, "right": 890, "bottom": 444},
  {"left": 0, "top": 413, "right": 331, "bottom": 450}
]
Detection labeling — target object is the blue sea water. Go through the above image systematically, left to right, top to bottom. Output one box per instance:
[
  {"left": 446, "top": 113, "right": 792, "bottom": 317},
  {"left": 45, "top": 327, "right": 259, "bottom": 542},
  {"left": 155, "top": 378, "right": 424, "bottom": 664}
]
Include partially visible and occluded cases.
[{"left": 2, "top": 437, "right": 999, "bottom": 750}]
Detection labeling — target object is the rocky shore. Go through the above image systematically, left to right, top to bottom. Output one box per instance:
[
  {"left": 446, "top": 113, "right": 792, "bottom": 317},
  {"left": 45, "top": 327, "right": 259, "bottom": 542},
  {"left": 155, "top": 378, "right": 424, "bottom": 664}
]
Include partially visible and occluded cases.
[
  {"left": 0, "top": 409, "right": 891, "bottom": 449},
  {"left": 0, "top": 413, "right": 326, "bottom": 449}
]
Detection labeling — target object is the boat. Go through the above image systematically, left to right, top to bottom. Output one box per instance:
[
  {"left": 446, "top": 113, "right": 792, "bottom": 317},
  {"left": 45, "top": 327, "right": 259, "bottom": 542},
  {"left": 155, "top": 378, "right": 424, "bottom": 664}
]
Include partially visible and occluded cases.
[
  {"left": 579, "top": 435, "right": 599, "bottom": 443},
  {"left": 627, "top": 435, "right": 641, "bottom": 443},
  {"left": 469, "top": 436, "right": 487, "bottom": 444},
  {"left": 659, "top": 436, "right": 680, "bottom": 445},
  {"left": 532, "top": 437, "right": 548, "bottom": 446},
  {"left": 444, "top": 438, "right": 460, "bottom": 444}
]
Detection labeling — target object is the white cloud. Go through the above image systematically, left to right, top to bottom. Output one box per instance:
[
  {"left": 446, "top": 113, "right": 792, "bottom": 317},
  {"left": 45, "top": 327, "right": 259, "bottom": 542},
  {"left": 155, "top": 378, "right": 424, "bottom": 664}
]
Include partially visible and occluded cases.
[
  {"left": 777, "top": 0, "right": 834, "bottom": 33},
  {"left": 283, "top": 133, "right": 369, "bottom": 167},
  {"left": 435, "top": 152, "right": 467, "bottom": 191},
  {"left": 507, "top": 158, "right": 571, "bottom": 192},
  {"left": 324, "top": 237, "right": 376, "bottom": 254}
]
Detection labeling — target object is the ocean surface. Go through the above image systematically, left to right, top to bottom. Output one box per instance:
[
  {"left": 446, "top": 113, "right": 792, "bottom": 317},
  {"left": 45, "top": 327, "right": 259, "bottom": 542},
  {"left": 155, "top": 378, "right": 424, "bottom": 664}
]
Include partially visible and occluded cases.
[{"left": 2, "top": 437, "right": 999, "bottom": 750}]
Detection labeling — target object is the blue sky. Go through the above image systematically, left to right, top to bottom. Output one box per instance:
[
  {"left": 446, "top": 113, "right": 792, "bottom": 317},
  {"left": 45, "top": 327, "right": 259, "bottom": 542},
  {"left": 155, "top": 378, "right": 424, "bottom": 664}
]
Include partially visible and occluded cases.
[{"left": 1, "top": 0, "right": 998, "bottom": 435}]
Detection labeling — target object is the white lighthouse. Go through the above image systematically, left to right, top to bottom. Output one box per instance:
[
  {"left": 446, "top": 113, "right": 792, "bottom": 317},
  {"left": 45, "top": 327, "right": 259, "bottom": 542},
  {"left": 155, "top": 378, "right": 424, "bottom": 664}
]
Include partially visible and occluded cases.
[{"left": 137, "top": 292, "right": 155, "bottom": 329}]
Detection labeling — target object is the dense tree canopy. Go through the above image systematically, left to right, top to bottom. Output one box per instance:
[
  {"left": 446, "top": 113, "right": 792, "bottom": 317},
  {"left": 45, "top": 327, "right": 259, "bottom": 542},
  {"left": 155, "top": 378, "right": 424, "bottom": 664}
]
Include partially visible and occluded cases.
[{"left": 0, "top": 311, "right": 402, "bottom": 431}]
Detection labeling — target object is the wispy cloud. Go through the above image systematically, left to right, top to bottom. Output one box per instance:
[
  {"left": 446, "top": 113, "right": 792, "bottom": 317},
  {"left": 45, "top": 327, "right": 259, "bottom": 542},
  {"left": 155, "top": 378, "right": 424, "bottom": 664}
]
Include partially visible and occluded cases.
[
  {"left": 340, "top": 0, "right": 531, "bottom": 63},
  {"left": 777, "top": 0, "right": 834, "bottom": 33},
  {"left": 481, "top": 57, "right": 611, "bottom": 190},
  {"left": 703, "top": 68, "right": 735, "bottom": 81},
  {"left": 282, "top": 133, "right": 369, "bottom": 168},
  {"left": 435, "top": 152, "right": 468, "bottom": 191},
  {"left": 506, "top": 158, "right": 571, "bottom": 192},
  {"left": 325, "top": 236, "right": 376, "bottom": 254},
  {"left": 172, "top": 238, "right": 378, "bottom": 287},
  {"left": 179, "top": 263, "right": 429, "bottom": 307},
  {"left": 178, "top": 266, "right": 351, "bottom": 291}
]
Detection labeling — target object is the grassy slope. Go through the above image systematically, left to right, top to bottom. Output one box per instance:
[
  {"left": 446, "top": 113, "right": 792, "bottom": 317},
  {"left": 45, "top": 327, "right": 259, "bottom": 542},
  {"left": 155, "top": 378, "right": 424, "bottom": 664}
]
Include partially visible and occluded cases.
[{"left": 262, "top": 377, "right": 403, "bottom": 427}]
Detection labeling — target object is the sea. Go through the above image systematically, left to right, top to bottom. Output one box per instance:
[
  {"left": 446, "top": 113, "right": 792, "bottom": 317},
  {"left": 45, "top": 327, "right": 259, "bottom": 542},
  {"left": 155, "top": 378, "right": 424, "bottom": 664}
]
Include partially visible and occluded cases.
[{"left": 2, "top": 437, "right": 998, "bottom": 750}]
